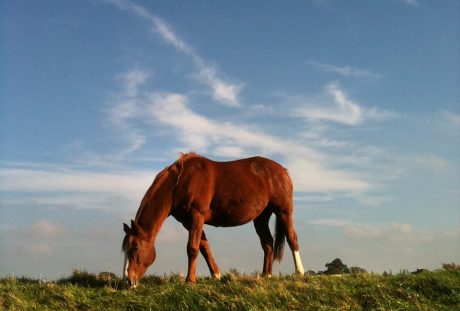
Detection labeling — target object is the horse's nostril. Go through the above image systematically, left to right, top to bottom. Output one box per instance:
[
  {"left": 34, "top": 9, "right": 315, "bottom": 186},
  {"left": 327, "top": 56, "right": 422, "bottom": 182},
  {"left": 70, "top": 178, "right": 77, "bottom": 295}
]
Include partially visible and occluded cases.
[{"left": 125, "top": 278, "right": 132, "bottom": 287}]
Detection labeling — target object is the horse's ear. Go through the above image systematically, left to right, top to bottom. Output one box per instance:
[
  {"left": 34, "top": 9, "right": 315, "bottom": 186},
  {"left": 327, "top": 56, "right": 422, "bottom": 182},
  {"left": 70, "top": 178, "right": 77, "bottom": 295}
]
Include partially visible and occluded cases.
[
  {"left": 130, "top": 219, "right": 146, "bottom": 238},
  {"left": 130, "top": 219, "right": 138, "bottom": 234},
  {"left": 131, "top": 219, "right": 142, "bottom": 237},
  {"left": 123, "top": 223, "right": 130, "bottom": 234}
]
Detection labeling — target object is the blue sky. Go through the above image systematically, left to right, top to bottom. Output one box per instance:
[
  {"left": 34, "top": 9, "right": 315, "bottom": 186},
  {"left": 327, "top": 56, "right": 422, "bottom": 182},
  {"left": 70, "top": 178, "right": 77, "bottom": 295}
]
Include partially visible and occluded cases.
[{"left": 1, "top": 0, "right": 459, "bottom": 279}]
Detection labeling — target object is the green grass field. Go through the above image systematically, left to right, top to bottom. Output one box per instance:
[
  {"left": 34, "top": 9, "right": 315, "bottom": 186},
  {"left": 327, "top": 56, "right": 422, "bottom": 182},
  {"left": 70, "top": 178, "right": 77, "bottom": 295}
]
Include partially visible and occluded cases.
[{"left": 1, "top": 269, "right": 459, "bottom": 310}]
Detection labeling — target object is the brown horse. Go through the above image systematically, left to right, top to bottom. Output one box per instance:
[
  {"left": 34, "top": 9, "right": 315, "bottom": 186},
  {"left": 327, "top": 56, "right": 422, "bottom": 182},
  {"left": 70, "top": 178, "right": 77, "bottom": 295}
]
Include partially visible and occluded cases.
[{"left": 122, "top": 153, "right": 304, "bottom": 287}]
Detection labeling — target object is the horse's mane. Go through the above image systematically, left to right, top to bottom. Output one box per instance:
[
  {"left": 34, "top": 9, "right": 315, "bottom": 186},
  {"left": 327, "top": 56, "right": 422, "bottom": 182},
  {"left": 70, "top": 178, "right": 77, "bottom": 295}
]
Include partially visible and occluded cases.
[
  {"left": 134, "top": 152, "right": 201, "bottom": 222},
  {"left": 172, "top": 152, "right": 201, "bottom": 185},
  {"left": 176, "top": 152, "right": 201, "bottom": 164}
]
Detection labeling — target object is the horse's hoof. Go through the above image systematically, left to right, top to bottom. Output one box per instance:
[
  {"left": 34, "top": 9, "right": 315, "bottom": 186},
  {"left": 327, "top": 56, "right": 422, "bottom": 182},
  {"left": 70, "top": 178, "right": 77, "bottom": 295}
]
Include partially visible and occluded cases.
[
  {"left": 212, "top": 273, "right": 221, "bottom": 280},
  {"left": 186, "top": 277, "right": 196, "bottom": 284}
]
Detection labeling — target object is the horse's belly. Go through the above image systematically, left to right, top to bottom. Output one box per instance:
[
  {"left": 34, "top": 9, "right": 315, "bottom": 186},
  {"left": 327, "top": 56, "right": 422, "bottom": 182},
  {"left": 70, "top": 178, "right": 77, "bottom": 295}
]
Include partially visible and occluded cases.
[
  {"left": 206, "top": 201, "right": 268, "bottom": 227},
  {"left": 205, "top": 216, "right": 252, "bottom": 227}
]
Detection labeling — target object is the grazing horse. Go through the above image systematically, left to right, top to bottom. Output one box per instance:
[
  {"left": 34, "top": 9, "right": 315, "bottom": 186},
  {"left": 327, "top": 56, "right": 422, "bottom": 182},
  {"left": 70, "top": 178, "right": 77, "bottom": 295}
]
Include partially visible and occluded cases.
[{"left": 122, "top": 153, "right": 304, "bottom": 287}]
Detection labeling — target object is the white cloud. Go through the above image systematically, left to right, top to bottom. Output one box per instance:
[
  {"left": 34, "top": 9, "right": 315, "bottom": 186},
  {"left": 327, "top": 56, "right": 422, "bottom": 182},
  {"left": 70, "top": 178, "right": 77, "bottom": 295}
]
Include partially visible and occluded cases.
[
  {"left": 105, "top": 0, "right": 242, "bottom": 107},
  {"left": 310, "top": 61, "right": 381, "bottom": 79},
  {"left": 196, "top": 66, "right": 243, "bottom": 107},
  {"left": 97, "top": 69, "right": 405, "bottom": 203},
  {"left": 107, "top": 69, "right": 152, "bottom": 155},
  {"left": 118, "top": 69, "right": 150, "bottom": 98},
  {"left": 296, "top": 83, "right": 397, "bottom": 125},
  {"left": 148, "top": 92, "right": 369, "bottom": 193},
  {"left": 148, "top": 92, "right": 310, "bottom": 156},
  {"left": 149, "top": 93, "right": 216, "bottom": 150},
  {"left": 110, "top": 99, "right": 139, "bottom": 124},
  {"left": 364, "top": 106, "right": 399, "bottom": 122},
  {"left": 442, "top": 111, "right": 460, "bottom": 126},
  {"left": 123, "top": 131, "right": 146, "bottom": 155},
  {"left": 213, "top": 146, "right": 245, "bottom": 158},
  {"left": 413, "top": 154, "right": 450, "bottom": 172},
  {"left": 287, "top": 159, "right": 368, "bottom": 192},
  {"left": 0, "top": 164, "right": 157, "bottom": 221},
  {"left": 0, "top": 167, "right": 153, "bottom": 201},
  {"left": 309, "top": 218, "right": 460, "bottom": 271},
  {"left": 309, "top": 218, "right": 350, "bottom": 226},
  {"left": 309, "top": 219, "right": 458, "bottom": 243},
  {"left": 3, "top": 220, "right": 68, "bottom": 257},
  {"left": 17, "top": 220, "right": 67, "bottom": 240},
  {"left": 344, "top": 222, "right": 414, "bottom": 238}
]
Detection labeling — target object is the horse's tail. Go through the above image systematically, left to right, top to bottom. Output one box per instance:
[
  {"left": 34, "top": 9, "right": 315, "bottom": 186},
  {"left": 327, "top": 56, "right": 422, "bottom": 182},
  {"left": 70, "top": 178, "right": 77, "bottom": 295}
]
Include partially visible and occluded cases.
[{"left": 274, "top": 216, "right": 286, "bottom": 262}]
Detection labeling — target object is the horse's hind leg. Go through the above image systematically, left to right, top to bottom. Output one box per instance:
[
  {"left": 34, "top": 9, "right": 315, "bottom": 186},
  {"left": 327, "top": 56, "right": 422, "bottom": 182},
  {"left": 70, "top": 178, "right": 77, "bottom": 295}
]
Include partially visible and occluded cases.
[
  {"left": 253, "top": 209, "right": 274, "bottom": 277},
  {"left": 278, "top": 211, "right": 305, "bottom": 275},
  {"left": 200, "top": 231, "right": 221, "bottom": 279}
]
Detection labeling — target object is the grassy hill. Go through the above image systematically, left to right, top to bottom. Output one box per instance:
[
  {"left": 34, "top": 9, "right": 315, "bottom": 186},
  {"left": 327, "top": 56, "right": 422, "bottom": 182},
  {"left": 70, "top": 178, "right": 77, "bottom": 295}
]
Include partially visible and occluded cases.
[{"left": 1, "top": 268, "right": 459, "bottom": 310}]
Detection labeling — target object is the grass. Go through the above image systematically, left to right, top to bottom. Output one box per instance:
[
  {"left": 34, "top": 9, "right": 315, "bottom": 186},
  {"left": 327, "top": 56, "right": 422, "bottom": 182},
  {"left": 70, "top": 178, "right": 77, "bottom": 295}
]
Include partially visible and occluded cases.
[{"left": 1, "top": 269, "right": 459, "bottom": 310}]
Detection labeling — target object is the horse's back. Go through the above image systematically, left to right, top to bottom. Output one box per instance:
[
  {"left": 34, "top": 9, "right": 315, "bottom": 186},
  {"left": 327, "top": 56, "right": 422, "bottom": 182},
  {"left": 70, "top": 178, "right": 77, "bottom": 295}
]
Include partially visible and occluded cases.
[
  {"left": 173, "top": 155, "right": 293, "bottom": 226},
  {"left": 185, "top": 155, "right": 291, "bottom": 193},
  {"left": 215, "top": 156, "right": 291, "bottom": 192}
]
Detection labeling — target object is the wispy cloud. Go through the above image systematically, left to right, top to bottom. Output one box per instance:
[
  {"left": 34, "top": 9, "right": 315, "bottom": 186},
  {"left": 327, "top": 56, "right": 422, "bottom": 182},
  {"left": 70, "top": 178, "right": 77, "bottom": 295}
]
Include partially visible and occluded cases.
[
  {"left": 104, "top": 0, "right": 243, "bottom": 106},
  {"left": 309, "top": 61, "right": 381, "bottom": 79},
  {"left": 196, "top": 66, "right": 243, "bottom": 107},
  {"left": 96, "top": 69, "right": 406, "bottom": 202},
  {"left": 107, "top": 69, "right": 150, "bottom": 156},
  {"left": 118, "top": 69, "right": 150, "bottom": 98},
  {"left": 296, "top": 83, "right": 397, "bottom": 126},
  {"left": 148, "top": 92, "right": 369, "bottom": 193},
  {"left": 148, "top": 92, "right": 310, "bottom": 155},
  {"left": 441, "top": 111, "right": 460, "bottom": 126},
  {"left": 412, "top": 154, "right": 451, "bottom": 172},
  {"left": 287, "top": 158, "right": 368, "bottom": 192},
  {"left": 0, "top": 162, "right": 158, "bottom": 226},
  {"left": 0, "top": 166, "right": 153, "bottom": 202},
  {"left": 309, "top": 218, "right": 460, "bottom": 269},
  {"left": 309, "top": 218, "right": 459, "bottom": 241},
  {"left": 309, "top": 218, "right": 352, "bottom": 227},
  {"left": 2, "top": 220, "right": 68, "bottom": 257},
  {"left": 16, "top": 220, "right": 67, "bottom": 240},
  {"left": 344, "top": 222, "right": 414, "bottom": 238}
]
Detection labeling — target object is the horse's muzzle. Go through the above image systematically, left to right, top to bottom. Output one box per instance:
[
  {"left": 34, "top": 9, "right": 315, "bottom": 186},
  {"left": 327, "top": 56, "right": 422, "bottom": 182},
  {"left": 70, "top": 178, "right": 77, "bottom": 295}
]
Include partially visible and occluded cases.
[{"left": 124, "top": 277, "right": 139, "bottom": 289}]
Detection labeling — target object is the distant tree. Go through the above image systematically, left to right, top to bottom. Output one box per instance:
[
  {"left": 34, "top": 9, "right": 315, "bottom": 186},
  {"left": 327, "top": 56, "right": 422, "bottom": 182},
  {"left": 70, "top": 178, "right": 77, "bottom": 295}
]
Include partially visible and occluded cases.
[
  {"left": 324, "top": 258, "right": 350, "bottom": 275},
  {"left": 442, "top": 263, "right": 460, "bottom": 271},
  {"left": 350, "top": 266, "right": 368, "bottom": 274},
  {"left": 411, "top": 269, "right": 429, "bottom": 274},
  {"left": 97, "top": 272, "right": 117, "bottom": 281}
]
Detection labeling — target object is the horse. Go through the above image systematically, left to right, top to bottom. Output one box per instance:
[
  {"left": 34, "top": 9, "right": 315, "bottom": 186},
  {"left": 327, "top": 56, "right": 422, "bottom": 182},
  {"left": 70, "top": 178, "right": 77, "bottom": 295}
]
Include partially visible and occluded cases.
[{"left": 122, "top": 153, "right": 305, "bottom": 287}]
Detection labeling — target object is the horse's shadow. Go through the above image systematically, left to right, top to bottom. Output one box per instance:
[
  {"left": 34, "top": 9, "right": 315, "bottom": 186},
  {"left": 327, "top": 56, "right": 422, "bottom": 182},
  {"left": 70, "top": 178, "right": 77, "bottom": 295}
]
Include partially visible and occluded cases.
[{"left": 58, "top": 271, "right": 122, "bottom": 289}]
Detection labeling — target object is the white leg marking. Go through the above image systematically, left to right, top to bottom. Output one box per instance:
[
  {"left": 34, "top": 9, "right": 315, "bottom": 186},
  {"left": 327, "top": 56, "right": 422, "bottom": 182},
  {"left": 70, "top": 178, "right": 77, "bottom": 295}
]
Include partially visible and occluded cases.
[
  {"left": 293, "top": 250, "right": 305, "bottom": 275},
  {"left": 123, "top": 253, "right": 129, "bottom": 280},
  {"left": 212, "top": 273, "right": 221, "bottom": 280}
]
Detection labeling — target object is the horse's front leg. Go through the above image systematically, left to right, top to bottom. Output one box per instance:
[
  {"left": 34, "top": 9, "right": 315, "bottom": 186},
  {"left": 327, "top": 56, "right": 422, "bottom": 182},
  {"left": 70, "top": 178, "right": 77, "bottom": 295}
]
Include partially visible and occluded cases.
[
  {"left": 186, "top": 212, "right": 204, "bottom": 284},
  {"left": 200, "top": 231, "right": 221, "bottom": 279}
]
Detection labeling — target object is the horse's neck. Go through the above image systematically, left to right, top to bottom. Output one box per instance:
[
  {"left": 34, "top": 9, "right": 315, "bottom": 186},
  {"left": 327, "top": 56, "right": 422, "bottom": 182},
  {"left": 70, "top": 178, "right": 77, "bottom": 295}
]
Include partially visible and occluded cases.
[
  {"left": 136, "top": 169, "right": 176, "bottom": 241},
  {"left": 139, "top": 205, "right": 170, "bottom": 243}
]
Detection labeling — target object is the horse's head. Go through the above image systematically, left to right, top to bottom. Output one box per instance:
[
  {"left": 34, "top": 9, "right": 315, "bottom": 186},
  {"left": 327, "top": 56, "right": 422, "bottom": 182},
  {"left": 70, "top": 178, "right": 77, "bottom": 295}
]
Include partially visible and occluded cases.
[{"left": 122, "top": 220, "right": 156, "bottom": 288}]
